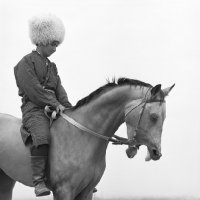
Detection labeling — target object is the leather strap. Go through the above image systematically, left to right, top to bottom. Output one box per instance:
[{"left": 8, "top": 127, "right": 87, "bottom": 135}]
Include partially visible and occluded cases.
[{"left": 60, "top": 112, "right": 111, "bottom": 141}]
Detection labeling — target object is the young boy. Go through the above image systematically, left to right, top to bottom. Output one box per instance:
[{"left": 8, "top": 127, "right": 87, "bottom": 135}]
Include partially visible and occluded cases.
[{"left": 14, "top": 13, "right": 72, "bottom": 197}]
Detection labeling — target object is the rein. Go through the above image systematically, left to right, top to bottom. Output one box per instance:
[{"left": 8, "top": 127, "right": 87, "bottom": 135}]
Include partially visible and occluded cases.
[
  {"left": 44, "top": 88, "right": 164, "bottom": 146},
  {"left": 44, "top": 106, "right": 118, "bottom": 143},
  {"left": 59, "top": 112, "right": 116, "bottom": 142}
]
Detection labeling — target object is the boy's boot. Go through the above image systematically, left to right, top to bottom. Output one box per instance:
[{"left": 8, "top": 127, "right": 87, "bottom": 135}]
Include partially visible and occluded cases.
[{"left": 31, "top": 156, "right": 51, "bottom": 197}]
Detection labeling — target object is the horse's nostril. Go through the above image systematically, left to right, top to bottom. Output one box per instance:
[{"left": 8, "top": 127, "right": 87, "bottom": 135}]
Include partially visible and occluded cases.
[
  {"left": 152, "top": 149, "right": 161, "bottom": 157},
  {"left": 152, "top": 149, "right": 157, "bottom": 156}
]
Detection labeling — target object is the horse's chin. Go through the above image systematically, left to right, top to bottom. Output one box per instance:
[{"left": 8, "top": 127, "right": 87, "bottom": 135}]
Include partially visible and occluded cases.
[{"left": 126, "top": 147, "right": 137, "bottom": 158}]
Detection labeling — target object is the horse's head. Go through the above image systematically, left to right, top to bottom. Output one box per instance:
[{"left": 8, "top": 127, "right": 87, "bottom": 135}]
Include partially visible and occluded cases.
[{"left": 125, "top": 84, "right": 175, "bottom": 161}]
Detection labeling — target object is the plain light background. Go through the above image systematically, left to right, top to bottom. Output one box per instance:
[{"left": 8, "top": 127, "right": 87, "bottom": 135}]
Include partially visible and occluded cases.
[{"left": 0, "top": 0, "right": 200, "bottom": 199}]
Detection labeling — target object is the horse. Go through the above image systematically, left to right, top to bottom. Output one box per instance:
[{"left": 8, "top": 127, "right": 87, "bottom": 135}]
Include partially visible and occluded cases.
[{"left": 0, "top": 78, "right": 174, "bottom": 200}]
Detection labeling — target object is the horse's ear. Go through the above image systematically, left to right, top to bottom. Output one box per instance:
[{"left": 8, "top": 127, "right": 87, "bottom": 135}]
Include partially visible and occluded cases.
[
  {"left": 151, "top": 84, "right": 162, "bottom": 96},
  {"left": 162, "top": 84, "right": 175, "bottom": 97}
]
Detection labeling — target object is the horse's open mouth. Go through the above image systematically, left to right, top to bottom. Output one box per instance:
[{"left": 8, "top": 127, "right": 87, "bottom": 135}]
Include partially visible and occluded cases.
[
  {"left": 125, "top": 145, "right": 162, "bottom": 161},
  {"left": 145, "top": 147, "right": 162, "bottom": 161}
]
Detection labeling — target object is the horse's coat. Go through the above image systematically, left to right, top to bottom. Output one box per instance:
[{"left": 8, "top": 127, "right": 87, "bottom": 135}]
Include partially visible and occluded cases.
[{"left": 0, "top": 78, "right": 174, "bottom": 200}]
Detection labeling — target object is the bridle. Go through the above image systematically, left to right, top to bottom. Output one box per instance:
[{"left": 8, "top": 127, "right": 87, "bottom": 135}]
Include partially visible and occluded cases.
[
  {"left": 124, "top": 88, "right": 165, "bottom": 147},
  {"left": 124, "top": 88, "right": 151, "bottom": 147}
]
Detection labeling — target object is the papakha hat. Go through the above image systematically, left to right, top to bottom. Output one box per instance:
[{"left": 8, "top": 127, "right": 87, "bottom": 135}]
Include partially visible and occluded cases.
[{"left": 28, "top": 13, "right": 65, "bottom": 46}]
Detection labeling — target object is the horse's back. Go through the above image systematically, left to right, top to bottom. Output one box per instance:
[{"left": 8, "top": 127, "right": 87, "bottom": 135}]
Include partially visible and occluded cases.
[
  {"left": 0, "top": 113, "right": 32, "bottom": 185},
  {"left": 0, "top": 113, "right": 22, "bottom": 146}
]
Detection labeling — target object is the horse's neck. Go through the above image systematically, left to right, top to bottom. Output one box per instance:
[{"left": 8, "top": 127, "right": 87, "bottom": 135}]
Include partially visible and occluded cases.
[
  {"left": 73, "top": 85, "right": 148, "bottom": 137},
  {"left": 50, "top": 86, "right": 149, "bottom": 164}
]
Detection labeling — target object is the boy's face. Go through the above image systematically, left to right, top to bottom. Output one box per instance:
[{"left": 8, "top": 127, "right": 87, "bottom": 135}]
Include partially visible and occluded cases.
[{"left": 39, "top": 41, "right": 59, "bottom": 57}]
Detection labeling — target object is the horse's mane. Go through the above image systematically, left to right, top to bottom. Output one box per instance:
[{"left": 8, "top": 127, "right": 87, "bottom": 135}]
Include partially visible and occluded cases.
[{"left": 72, "top": 77, "right": 152, "bottom": 110}]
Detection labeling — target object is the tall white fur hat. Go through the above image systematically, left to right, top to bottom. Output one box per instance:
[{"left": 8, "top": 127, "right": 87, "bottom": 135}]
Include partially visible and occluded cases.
[{"left": 28, "top": 13, "right": 65, "bottom": 46}]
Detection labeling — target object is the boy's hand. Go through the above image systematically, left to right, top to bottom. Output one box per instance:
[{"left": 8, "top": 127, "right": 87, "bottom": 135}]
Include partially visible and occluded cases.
[{"left": 56, "top": 104, "right": 66, "bottom": 113}]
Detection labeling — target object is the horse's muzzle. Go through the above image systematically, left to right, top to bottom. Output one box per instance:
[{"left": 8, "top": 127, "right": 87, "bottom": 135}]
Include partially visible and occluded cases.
[
  {"left": 146, "top": 147, "right": 162, "bottom": 161},
  {"left": 151, "top": 148, "right": 162, "bottom": 160}
]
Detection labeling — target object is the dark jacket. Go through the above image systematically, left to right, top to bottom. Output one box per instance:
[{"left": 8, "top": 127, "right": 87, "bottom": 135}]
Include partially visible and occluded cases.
[
  {"left": 14, "top": 50, "right": 72, "bottom": 109},
  {"left": 14, "top": 51, "right": 72, "bottom": 146}
]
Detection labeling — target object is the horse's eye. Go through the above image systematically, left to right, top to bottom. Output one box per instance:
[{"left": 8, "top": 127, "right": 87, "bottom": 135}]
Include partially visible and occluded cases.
[{"left": 150, "top": 113, "right": 158, "bottom": 122}]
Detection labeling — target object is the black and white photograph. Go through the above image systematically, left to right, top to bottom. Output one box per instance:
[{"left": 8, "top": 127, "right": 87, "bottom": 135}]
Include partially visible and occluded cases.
[{"left": 0, "top": 0, "right": 199, "bottom": 200}]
